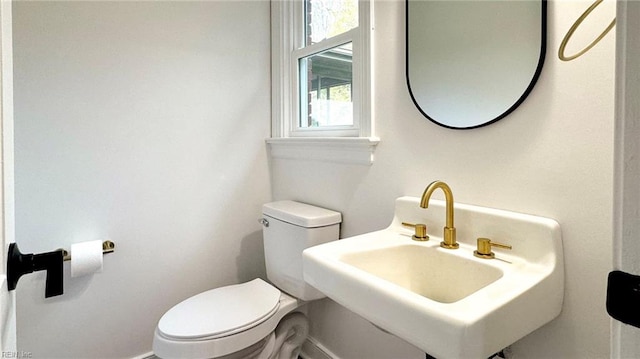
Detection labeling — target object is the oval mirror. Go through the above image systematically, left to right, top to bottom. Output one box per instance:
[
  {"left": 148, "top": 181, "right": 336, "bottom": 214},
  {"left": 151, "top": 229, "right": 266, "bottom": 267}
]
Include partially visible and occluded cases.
[{"left": 407, "top": 0, "right": 546, "bottom": 129}]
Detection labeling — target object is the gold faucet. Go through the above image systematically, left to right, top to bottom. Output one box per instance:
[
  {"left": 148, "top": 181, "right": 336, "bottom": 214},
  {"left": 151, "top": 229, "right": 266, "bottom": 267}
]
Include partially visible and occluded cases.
[{"left": 420, "top": 181, "right": 459, "bottom": 249}]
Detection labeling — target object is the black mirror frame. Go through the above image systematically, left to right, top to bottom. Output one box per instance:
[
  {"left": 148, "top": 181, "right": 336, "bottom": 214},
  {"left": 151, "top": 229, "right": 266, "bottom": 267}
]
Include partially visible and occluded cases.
[{"left": 406, "top": 0, "right": 548, "bottom": 130}]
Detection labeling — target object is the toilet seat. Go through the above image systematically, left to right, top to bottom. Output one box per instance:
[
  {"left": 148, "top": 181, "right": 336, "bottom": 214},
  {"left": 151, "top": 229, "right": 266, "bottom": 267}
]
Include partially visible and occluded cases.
[
  {"left": 157, "top": 278, "right": 281, "bottom": 341},
  {"left": 153, "top": 280, "right": 303, "bottom": 359}
]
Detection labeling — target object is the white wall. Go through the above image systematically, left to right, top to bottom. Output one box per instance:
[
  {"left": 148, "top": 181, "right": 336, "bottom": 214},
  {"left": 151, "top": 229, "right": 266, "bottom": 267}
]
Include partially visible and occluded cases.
[
  {"left": 272, "top": 0, "right": 616, "bottom": 358},
  {"left": 12, "top": 1, "right": 271, "bottom": 357}
]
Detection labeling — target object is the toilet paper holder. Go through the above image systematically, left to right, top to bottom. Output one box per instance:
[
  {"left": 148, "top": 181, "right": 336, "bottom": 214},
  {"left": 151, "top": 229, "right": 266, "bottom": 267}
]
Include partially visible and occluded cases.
[
  {"left": 7, "top": 240, "right": 116, "bottom": 298},
  {"left": 61, "top": 240, "right": 115, "bottom": 261}
]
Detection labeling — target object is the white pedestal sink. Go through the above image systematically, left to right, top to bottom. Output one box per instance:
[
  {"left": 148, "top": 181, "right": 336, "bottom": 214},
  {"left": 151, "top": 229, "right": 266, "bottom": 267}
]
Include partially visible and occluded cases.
[{"left": 303, "top": 196, "right": 564, "bottom": 358}]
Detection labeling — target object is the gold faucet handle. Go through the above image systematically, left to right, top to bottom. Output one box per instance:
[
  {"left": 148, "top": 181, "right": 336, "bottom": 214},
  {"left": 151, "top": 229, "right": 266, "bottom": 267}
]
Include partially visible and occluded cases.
[
  {"left": 401, "top": 222, "right": 429, "bottom": 241},
  {"left": 474, "top": 238, "right": 512, "bottom": 259}
]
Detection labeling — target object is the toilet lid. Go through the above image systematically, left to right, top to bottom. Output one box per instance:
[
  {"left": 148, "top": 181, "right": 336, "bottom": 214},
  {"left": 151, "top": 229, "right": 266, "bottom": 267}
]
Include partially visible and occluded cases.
[{"left": 158, "top": 278, "right": 281, "bottom": 340}]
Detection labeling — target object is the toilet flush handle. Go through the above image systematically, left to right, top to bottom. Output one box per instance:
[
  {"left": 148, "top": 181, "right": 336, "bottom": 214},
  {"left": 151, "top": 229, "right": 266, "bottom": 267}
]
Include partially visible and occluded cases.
[{"left": 258, "top": 218, "right": 269, "bottom": 227}]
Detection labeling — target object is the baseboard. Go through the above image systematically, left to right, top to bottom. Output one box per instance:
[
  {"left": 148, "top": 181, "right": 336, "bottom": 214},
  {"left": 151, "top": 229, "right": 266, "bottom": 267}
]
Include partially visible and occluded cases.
[
  {"left": 300, "top": 336, "right": 338, "bottom": 359},
  {"left": 138, "top": 337, "right": 334, "bottom": 359},
  {"left": 130, "top": 352, "right": 156, "bottom": 359}
]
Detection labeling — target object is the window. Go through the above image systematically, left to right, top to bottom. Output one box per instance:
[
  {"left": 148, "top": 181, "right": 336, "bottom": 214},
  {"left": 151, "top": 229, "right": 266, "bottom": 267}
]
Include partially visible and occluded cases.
[
  {"left": 269, "top": 0, "right": 377, "bottom": 164},
  {"left": 271, "top": 0, "right": 374, "bottom": 140},
  {"left": 297, "top": 0, "right": 357, "bottom": 134},
  {"left": 299, "top": 43, "right": 354, "bottom": 131}
]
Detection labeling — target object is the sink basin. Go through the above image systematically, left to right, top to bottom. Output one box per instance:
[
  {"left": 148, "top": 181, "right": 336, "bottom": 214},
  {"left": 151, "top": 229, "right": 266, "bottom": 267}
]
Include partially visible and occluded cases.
[
  {"left": 303, "top": 196, "right": 564, "bottom": 358},
  {"left": 341, "top": 245, "right": 503, "bottom": 303}
]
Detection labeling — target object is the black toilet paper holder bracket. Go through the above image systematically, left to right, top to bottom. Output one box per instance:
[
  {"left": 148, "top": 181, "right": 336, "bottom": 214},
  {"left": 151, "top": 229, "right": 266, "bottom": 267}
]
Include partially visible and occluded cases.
[{"left": 7, "top": 243, "right": 64, "bottom": 298}]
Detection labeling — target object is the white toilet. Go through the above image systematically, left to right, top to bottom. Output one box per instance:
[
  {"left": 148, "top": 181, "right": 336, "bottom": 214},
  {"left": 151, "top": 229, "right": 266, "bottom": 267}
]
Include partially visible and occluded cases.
[{"left": 153, "top": 200, "right": 341, "bottom": 359}]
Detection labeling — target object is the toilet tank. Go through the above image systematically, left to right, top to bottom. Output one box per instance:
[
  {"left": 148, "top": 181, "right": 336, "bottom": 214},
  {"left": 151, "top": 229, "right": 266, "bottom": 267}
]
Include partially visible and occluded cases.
[{"left": 261, "top": 200, "right": 341, "bottom": 301}]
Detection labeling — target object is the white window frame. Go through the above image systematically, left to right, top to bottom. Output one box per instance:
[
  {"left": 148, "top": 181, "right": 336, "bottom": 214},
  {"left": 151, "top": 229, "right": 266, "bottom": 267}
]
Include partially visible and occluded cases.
[{"left": 268, "top": 0, "right": 378, "bottom": 164}]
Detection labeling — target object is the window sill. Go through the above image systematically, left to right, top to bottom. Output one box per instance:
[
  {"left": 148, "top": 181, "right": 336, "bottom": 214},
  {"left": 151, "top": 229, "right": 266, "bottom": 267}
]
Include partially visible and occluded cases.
[{"left": 266, "top": 137, "right": 380, "bottom": 165}]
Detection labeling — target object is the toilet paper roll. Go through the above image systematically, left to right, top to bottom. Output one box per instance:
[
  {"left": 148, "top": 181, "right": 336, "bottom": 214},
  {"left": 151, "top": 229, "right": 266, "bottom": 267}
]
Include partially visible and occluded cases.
[{"left": 70, "top": 240, "right": 104, "bottom": 278}]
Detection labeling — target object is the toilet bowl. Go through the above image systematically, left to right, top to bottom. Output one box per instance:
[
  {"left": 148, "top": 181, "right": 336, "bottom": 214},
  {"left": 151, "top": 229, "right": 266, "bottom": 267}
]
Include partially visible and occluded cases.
[{"left": 153, "top": 201, "right": 341, "bottom": 359}]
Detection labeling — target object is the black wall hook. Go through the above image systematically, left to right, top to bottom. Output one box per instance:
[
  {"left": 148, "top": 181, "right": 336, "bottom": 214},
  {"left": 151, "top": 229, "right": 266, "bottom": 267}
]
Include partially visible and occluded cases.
[{"left": 7, "top": 243, "right": 63, "bottom": 298}]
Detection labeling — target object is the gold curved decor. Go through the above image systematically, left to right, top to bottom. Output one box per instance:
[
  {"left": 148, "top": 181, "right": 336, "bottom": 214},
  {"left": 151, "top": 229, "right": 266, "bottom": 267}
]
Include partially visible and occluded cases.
[{"left": 558, "top": 0, "right": 616, "bottom": 61}]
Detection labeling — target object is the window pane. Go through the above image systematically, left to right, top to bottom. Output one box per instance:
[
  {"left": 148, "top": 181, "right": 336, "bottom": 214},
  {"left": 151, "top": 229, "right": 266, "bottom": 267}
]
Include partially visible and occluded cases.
[
  {"left": 305, "top": 0, "right": 358, "bottom": 46},
  {"left": 299, "top": 43, "right": 353, "bottom": 128}
]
